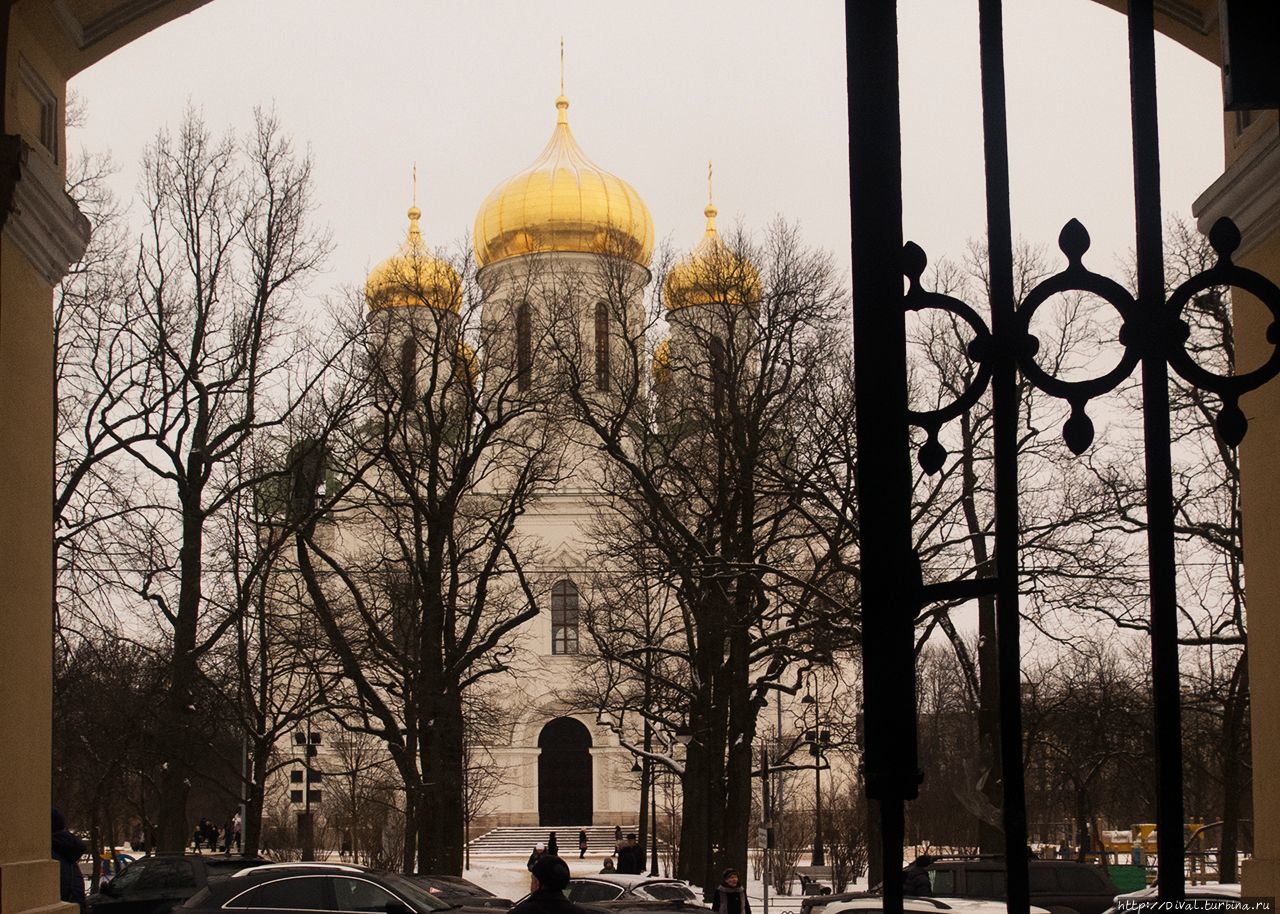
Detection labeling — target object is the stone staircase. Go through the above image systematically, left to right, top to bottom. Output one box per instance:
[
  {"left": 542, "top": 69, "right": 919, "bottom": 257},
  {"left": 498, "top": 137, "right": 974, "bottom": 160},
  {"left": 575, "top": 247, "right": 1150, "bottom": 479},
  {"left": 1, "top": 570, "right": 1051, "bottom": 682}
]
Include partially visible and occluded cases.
[{"left": 468, "top": 825, "right": 637, "bottom": 856}]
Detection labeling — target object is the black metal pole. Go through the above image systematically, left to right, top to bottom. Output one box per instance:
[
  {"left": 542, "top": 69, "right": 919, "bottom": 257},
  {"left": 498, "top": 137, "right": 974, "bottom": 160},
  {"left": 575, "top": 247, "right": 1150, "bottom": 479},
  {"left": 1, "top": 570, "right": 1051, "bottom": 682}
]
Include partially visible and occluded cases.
[
  {"left": 1126, "top": 0, "right": 1185, "bottom": 900},
  {"left": 975, "top": 2, "right": 1030, "bottom": 910},
  {"left": 847, "top": 4, "right": 919, "bottom": 913},
  {"left": 813, "top": 745, "right": 824, "bottom": 867},
  {"left": 650, "top": 758, "right": 659, "bottom": 876}
]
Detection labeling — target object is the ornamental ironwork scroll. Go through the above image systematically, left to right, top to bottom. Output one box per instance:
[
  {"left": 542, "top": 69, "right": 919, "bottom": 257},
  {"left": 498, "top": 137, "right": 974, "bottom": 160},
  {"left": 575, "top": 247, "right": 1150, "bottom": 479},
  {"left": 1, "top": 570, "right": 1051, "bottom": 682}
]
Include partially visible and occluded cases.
[{"left": 906, "top": 215, "right": 1280, "bottom": 470}]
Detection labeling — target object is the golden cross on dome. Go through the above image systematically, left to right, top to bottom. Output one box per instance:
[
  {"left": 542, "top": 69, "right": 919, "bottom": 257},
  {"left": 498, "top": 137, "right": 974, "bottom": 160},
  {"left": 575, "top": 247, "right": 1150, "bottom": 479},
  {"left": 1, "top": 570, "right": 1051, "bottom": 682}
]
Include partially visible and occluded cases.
[
  {"left": 560, "top": 37, "right": 565, "bottom": 96},
  {"left": 707, "top": 160, "right": 714, "bottom": 207},
  {"left": 412, "top": 162, "right": 417, "bottom": 208}
]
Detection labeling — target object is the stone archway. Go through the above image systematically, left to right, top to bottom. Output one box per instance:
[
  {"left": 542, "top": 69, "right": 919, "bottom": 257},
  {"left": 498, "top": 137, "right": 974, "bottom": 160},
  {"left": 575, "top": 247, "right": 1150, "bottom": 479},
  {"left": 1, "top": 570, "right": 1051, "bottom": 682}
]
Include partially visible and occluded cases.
[{"left": 537, "top": 716, "right": 592, "bottom": 826}]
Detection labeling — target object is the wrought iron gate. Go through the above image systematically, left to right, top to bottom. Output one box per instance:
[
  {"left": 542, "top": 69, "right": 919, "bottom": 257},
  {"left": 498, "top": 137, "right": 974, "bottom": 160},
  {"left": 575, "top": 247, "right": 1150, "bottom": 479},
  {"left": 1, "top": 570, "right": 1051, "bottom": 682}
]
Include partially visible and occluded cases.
[{"left": 846, "top": 3, "right": 1280, "bottom": 913}]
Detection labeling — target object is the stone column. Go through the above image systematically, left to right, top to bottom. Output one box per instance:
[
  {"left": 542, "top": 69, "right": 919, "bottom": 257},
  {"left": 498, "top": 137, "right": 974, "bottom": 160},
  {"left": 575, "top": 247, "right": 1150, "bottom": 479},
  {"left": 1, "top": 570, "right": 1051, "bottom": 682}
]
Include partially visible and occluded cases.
[
  {"left": 1194, "top": 123, "right": 1280, "bottom": 899},
  {"left": 0, "top": 137, "right": 88, "bottom": 914}
]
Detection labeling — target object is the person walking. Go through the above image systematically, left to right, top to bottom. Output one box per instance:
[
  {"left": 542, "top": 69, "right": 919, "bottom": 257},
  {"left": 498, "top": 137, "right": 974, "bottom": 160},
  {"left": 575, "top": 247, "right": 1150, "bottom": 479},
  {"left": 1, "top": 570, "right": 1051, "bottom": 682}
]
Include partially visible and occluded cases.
[
  {"left": 52, "top": 808, "right": 87, "bottom": 914},
  {"left": 614, "top": 825, "right": 623, "bottom": 844},
  {"left": 578, "top": 830, "right": 588, "bottom": 859},
  {"left": 547, "top": 831, "right": 559, "bottom": 857},
  {"left": 527, "top": 842, "right": 547, "bottom": 872},
  {"left": 510, "top": 856, "right": 590, "bottom": 914},
  {"left": 707, "top": 869, "right": 750, "bottom": 914}
]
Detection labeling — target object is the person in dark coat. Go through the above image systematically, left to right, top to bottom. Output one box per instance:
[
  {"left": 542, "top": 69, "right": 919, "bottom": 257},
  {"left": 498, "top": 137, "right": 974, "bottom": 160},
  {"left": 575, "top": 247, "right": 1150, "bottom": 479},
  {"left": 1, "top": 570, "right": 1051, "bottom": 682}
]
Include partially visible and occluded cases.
[
  {"left": 52, "top": 808, "right": 87, "bottom": 913},
  {"left": 614, "top": 825, "right": 623, "bottom": 844},
  {"left": 578, "top": 830, "right": 588, "bottom": 859},
  {"left": 547, "top": 831, "right": 559, "bottom": 857},
  {"left": 613, "top": 834, "right": 635, "bottom": 874},
  {"left": 527, "top": 842, "right": 547, "bottom": 872},
  {"left": 902, "top": 854, "right": 936, "bottom": 896},
  {"left": 510, "top": 855, "right": 590, "bottom": 914},
  {"left": 599, "top": 857, "right": 616, "bottom": 874},
  {"left": 707, "top": 869, "right": 750, "bottom": 914}
]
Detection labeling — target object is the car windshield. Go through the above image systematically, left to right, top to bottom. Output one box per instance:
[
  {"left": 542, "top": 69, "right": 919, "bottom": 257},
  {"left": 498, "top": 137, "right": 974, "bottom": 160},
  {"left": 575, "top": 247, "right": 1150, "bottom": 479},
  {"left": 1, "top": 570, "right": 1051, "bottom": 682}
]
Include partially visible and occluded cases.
[{"left": 380, "top": 873, "right": 453, "bottom": 911}]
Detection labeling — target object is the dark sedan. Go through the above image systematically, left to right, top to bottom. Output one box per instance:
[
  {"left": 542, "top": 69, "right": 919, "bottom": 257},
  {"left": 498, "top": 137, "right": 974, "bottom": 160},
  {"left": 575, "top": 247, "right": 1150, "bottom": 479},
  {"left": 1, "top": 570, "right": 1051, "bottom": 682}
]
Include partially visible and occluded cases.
[
  {"left": 88, "top": 855, "right": 270, "bottom": 914},
  {"left": 179, "top": 863, "right": 496, "bottom": 914},
  {"left": 405, "top": 875, "right": 511, "bottom": 910}
]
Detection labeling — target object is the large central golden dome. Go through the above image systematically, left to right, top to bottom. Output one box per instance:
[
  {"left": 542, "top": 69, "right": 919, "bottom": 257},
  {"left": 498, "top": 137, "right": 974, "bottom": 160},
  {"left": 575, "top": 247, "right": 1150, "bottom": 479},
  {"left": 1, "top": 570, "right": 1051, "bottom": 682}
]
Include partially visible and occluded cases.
[{"left": 474, "top": 94, "right": 653, "bottom": 268}]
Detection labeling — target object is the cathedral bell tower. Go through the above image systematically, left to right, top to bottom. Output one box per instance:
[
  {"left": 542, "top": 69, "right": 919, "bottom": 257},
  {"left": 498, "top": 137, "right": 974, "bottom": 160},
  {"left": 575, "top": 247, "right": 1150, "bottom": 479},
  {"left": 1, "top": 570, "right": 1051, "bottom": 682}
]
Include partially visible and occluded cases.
[{"left": 366, "top": 181, "right": 473, "bottom": 407}]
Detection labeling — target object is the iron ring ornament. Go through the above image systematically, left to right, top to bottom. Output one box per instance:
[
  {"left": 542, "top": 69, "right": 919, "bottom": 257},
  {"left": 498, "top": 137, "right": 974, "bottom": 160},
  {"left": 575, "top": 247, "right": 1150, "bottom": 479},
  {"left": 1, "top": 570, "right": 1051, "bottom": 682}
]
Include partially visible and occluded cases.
[
  {"left": 901, "top": 215, "right": 1280, "bottom": 474},
  {"left": 1164, "top": 217, "right": 1280, "bottom": 446},
  {"left": 902, "top": 240, "right": 995, "bottom": 475}
]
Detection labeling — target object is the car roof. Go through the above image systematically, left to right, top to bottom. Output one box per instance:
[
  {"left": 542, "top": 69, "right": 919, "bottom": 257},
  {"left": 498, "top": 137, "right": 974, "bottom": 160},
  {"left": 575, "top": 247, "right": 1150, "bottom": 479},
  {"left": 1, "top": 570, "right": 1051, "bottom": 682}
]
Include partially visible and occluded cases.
[
  {"left": 226, "top": 862, "right": 370, "bottom": 879},
  {"left": 571, "top": 875, "right": 687, "bottom": 887},
  {"left": 1117, "top": 884, "right": 1241, "bottom": 900},
  {"left": 825, "top": 898, "right": 1051, "bottom": 914}
]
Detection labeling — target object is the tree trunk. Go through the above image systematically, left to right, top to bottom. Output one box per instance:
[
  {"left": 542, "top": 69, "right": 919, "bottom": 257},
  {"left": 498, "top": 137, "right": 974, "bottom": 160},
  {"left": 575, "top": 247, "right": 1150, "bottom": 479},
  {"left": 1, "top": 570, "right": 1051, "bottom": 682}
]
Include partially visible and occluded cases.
[
  {"left": 959, "top": 411, "right": 1003, "bottom": 854},
  {"left": 157, "top": 491, "right": 205, "bottom": 851},
  {"left": 721, "top": 630, "right": 754, "bottom": 881},
  {"left": 1218, "top": 651, "right": 1248, "bottom": 883},
  {"left": 421, "top": 688, "right": 466, "bottom": 874},
  {"left": 678, "top": 734, "right": 709, "bottom": 886},
  {"left": 242, "top": 739, "right": 269, "bottom": 856}
]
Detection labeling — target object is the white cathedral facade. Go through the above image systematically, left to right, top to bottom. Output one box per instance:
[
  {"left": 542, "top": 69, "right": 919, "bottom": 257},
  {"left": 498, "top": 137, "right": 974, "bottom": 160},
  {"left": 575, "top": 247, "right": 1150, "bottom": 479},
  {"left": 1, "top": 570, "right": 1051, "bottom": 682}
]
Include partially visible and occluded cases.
[{"left": 280, "top": 87, "right": 743, "bottom": 835}]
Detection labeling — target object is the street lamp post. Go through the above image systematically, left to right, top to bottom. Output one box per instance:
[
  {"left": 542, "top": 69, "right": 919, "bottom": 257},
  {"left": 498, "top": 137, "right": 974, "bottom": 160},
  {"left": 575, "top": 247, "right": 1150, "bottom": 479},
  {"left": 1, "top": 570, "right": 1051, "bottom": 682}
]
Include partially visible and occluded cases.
[
  {"left": 802, "top": 678, "right": 828, "bottom": 867},
  {"left": 292, "top": 720, "right": 321, "bottom": 861},
  {"left": 650, "top": 760, "right": 659, "bottom": 875}
]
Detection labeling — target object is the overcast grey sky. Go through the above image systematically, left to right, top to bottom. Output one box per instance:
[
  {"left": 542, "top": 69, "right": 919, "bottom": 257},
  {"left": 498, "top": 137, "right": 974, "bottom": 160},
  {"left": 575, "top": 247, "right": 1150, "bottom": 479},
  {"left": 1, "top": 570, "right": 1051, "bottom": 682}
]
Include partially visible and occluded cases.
[{"left": 69, "top": 0, "right": 1225, "bottom": 299}]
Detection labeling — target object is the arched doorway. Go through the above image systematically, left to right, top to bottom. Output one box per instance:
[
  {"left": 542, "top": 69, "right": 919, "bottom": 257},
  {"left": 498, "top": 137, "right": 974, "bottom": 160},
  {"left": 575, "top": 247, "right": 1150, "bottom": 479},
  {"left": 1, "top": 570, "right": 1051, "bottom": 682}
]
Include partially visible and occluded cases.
[{"left": 537, "top": 717, "right": 593, "bottom": 826}]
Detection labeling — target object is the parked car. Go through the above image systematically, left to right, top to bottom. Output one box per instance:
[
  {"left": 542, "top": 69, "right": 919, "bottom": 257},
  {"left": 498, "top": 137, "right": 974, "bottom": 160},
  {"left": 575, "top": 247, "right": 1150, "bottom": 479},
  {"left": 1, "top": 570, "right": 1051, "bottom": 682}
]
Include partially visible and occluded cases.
[
  {"left": 87, "top": 854, "right": 269, "bottom": 914},
  {"left": 918, "top": 859, "right": 1119, "bottom": 914},
  {"left": 179, "top": 863, "right": 499, "bottom": 914},
  {"left": 405, "top": 875, "right": 512, "bottom": 910},
  {"left": 565, "top": 875, "right": 702, "bottom": 906},
  {"left": 1102, "top": 882, "right": 1241, "bottom": 914},
  {"left": 801, "top": 891, "right": 876, "bottom": 914},
  {"left": 825, "top": 897, "right": 1051, "bottom": 914}
]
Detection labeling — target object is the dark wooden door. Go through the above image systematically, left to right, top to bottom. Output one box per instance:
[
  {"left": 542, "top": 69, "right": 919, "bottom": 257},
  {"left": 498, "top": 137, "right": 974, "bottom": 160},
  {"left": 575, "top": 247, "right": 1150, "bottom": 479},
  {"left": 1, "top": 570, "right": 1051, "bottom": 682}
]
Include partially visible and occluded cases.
[{"left": 538, "top": 717, "right": 593, "bottom": 826}]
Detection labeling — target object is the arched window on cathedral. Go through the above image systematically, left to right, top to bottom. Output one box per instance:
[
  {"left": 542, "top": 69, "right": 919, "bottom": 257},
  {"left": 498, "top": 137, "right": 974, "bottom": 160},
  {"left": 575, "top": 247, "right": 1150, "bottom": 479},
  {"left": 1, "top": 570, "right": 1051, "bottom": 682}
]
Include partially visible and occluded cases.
[
  {"left": 516, "top": 301, "right": 532, "bottom": 391},
  {"left": 595, "top": 301, "right": 610, "bottom": 390},
  {"left": 399, "top": 337, "right": 417, "bottom": 401},
  {"left": 550, "top": 579, "right": 579, "bottom": 655}
]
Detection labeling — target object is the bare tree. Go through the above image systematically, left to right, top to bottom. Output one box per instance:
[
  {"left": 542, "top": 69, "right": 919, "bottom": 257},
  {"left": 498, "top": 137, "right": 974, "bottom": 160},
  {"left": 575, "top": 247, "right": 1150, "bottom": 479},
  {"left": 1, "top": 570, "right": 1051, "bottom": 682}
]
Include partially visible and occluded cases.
[
  {"left": 87, "top": 107, "right": 336, "bottom": 850},
  {"left": 554, "top": 219, "right": 853, "bottom": 887},
  {"left": 294, "top": 248, "right": 566, "bottom": 873}
]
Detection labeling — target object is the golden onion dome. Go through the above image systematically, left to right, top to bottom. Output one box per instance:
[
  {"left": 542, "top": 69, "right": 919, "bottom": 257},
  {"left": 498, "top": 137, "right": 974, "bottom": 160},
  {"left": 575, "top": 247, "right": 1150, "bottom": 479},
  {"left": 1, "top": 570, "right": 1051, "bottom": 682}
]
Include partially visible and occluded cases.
[
  {"left": 474, "top": 94, "right": 654, "bottom": 268},
  {"left": 664, "top": 170, "right": 761, "bottom": 311},
  {"left": 367, "top": 196, "right": 461, "bottom": 313},
  {"left": 652, "top": 337, "right": 671, "bottom": 386}
]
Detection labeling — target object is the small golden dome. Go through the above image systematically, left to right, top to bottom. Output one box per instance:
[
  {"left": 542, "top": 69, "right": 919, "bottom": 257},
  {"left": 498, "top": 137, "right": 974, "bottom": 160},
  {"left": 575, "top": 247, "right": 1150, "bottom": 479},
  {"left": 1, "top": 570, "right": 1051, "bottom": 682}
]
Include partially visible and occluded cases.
[
  {"left": 474, "top": 94, "right": 654, "bottom": 268},
  {"left": 664, "top": 174, "right": 760, "bottom": 311},
  {"left": 367, "top": 198, "right": 461, "bottom": 313},
  {"left": 652, "top": 337, "right": 671, "bottom": 385}
]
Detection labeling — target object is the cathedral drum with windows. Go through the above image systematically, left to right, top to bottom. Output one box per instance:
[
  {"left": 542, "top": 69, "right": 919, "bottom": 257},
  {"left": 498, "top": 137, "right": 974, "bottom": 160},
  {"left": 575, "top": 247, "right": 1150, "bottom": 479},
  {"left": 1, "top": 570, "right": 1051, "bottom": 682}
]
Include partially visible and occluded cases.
[{"left": 464, "top": 89, "right": 655, "bottom": 829}]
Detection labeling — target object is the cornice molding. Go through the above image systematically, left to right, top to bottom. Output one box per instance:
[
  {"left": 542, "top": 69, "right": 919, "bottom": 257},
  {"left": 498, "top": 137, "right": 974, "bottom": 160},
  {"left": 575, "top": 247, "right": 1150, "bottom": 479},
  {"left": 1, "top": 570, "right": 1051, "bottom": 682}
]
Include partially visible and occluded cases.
[
  {"left": 50, "top": 0, "right": 173, "bottom": 50},
  {"left": 1194, "top": 130, "right": 1280, "bottom": 261},
  {"left": 4, "top": 140, "right": 91, "bottom": 286}
]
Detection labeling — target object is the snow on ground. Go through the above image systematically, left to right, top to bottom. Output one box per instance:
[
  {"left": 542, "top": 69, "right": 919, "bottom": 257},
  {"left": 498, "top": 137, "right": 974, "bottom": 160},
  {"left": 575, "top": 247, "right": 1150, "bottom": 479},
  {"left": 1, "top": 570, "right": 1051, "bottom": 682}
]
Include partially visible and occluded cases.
[{"left": 462, "top": 853, "right": 869, "bottom": 912}]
